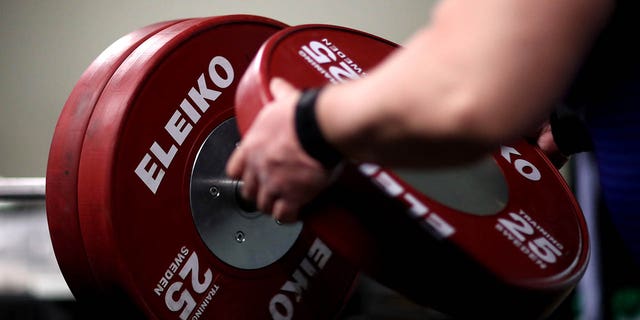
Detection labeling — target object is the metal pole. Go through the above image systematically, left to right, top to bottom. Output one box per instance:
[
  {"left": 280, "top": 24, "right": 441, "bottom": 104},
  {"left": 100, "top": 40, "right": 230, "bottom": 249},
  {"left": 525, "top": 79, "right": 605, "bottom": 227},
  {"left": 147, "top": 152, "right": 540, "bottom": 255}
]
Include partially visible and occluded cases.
[{"left": 0, "top": 177, "right": 46, "bottom": 201}]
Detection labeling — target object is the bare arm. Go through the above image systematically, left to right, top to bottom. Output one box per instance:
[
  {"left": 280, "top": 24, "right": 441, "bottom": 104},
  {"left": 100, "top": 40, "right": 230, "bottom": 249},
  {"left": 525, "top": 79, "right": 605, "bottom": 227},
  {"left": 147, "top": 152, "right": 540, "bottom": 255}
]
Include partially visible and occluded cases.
[
  {"left": 227, "top": 0, "right": 613, "bottom": 219},
  {"left": 318, "top": 0, "right": 613, "bottom": 167}
]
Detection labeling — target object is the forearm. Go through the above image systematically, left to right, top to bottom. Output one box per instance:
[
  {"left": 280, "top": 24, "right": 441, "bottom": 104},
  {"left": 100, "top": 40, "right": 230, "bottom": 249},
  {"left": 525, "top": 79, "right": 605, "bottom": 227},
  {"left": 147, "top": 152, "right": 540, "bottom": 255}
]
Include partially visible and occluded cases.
[
  {"left": 316, "top": 0, "right": 612, "bottom": 167},
  {"left": 317, "top": 79, "right": 493, "bottom": 167}
]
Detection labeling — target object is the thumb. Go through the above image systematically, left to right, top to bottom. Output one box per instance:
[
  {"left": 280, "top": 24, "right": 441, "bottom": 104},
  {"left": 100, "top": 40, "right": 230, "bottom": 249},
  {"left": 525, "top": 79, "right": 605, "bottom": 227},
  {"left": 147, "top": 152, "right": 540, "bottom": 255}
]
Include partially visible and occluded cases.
[{"left": 270, "top": 77, "right": 298, "bottom": 100}]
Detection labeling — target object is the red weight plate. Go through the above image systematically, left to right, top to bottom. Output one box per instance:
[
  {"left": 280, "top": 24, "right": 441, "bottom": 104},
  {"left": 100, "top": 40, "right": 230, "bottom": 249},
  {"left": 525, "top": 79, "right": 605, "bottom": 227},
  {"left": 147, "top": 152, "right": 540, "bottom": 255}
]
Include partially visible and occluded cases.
[
  {"left": 77, "top": 16, "right": 359, "bottom": 319},
  {"left": 46, "top": 18, "right": 187, "bottom": 301},
  {"left": 234, "top": 24, "right": 589, "bottom": 319}
]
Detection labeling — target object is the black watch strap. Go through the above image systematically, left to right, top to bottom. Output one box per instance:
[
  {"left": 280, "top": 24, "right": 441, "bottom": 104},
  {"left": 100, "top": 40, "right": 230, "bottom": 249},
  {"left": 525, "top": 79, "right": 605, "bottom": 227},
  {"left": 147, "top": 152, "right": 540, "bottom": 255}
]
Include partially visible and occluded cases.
[
  {"left": 294, "top": 88, "right": 343, "bottom": 169},
  {"left": 550, "top": 105, "right": 594, "bottom": 155}
]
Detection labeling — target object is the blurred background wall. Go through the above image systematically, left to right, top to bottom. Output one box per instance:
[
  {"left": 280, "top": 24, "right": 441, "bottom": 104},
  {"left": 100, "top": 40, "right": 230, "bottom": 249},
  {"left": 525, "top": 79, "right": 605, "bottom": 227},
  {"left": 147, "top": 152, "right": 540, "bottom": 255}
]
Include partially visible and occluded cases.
[{"left": 0, "top": 0, "right": 438, "bottom": 177}]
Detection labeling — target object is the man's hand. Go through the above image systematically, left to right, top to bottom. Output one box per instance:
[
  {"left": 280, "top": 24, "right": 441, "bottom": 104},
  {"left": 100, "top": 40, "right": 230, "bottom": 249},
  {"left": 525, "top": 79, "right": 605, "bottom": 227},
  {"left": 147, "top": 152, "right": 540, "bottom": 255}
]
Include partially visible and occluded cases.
[{"left": 226, "top": 78, "right": 333, "bottom": 222}]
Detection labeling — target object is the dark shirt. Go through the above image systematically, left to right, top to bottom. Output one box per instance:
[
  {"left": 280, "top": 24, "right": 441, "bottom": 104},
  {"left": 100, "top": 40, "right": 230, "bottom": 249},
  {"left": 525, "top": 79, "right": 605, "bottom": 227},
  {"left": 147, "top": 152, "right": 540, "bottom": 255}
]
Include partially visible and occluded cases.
[{"left": 564, "top": 0, "right": 640, "bottom": 264}]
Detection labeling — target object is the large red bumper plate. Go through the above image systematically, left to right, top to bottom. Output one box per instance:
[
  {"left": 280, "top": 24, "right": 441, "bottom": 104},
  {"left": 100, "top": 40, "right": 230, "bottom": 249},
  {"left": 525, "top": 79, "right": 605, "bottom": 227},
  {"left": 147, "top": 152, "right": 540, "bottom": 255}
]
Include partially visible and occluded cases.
[{"left": 235, "top": 24, "right": 589, "bottom": 319}]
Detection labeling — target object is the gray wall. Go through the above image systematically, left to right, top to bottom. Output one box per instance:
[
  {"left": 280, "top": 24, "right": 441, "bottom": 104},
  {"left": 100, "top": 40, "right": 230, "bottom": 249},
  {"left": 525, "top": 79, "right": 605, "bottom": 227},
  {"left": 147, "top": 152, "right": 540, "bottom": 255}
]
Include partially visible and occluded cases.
[{"left": 0, "top": 1, "right": 437, "bottom": 177}]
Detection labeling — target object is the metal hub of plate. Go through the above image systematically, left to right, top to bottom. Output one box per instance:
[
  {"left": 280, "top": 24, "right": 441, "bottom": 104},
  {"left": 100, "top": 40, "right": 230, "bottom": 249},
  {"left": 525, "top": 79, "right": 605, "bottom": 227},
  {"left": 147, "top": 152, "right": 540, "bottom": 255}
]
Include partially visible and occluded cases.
[
  {"left": 190, "top": 118, "right": 303, "bottom": 270},
  {"left": 394, "top": 156, "right": 509, "bottom": 216}
]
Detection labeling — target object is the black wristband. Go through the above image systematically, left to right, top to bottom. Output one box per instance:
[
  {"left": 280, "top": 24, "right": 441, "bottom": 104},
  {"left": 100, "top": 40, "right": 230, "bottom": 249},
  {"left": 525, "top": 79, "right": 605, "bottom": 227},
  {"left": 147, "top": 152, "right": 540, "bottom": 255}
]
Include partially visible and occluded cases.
[
  {"left": 295, "top": 88, "right": 343, "bottom": 169},
  {"left": 549, "top": 105, "right": 594, "bottom": 156}
]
